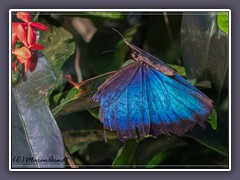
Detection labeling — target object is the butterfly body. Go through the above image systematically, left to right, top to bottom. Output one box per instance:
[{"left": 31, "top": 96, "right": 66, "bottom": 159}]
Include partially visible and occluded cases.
[
  {"left": 93, "top": 34, "right": 214, "bottom": 142},
  {"left": 128, "top": 43, "right": 176, "bottom": 76}
]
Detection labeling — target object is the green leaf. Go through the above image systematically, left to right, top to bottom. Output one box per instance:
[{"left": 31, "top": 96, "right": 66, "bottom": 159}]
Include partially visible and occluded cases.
[
  {"left": 217, "top": 12, "right": 229, "bottom": 35},
  {"left": 38, "top": 18, "right": 75, "bottom": 90},
  {"left": 12, "top": 52, "right": 65, "bottom": 168},
  {"left": 65, "top": 87, "right": 80, "bottom": 100},
  {"left": 51, "top": 88, "right": 80, "bottom": 116},
  {"left": 52, "top": 92, "right": 64, "bottom": 106},
  {"left": 88, "top": 107, "right": 100, "bottom": 120},
  {"left": 208, "top": 109, "right": 218, "bottom": 130},
  {"left": 112, "top": 139, "right": 138, "bottom": 167},
  {"left": 146, "top": 153, "right": 165, "bottom": 168}
]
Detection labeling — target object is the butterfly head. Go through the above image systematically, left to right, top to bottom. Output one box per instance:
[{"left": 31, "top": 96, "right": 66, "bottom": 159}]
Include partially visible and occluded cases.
[
  {"left": 112, "top": 28, "right": 143, "bottom": 61},
  {"left": 130, "top": 49, "right": 142, "bottom": 61}
]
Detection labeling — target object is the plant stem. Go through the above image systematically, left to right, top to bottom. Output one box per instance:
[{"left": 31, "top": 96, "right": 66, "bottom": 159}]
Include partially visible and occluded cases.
[{"left": 65, "top": 144, "right": 79, "bottom": 168}]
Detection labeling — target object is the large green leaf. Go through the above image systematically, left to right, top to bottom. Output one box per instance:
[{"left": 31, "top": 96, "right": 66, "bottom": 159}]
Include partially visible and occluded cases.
[
  {"left": 181, "top": 12, "right": 228, "bottom": 100},
  {"left": 12, "top": 52, "right": 65, "bottom": 168}
]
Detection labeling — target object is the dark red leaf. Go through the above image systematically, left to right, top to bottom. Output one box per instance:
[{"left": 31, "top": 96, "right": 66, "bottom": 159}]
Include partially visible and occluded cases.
[
  {"left": 30, "top": 43, "right": 44, "bottom": 50},
  {"left": 29, "top": 53, "right": 38, "bottom": 72}
]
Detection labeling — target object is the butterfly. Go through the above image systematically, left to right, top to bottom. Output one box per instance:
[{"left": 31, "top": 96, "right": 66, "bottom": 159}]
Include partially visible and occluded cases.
[{"left": 92, "top": 29, "right": 214, "bottom": 142}]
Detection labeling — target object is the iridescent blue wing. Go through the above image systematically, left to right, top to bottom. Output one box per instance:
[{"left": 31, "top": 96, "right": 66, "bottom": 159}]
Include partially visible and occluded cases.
[
  {"left": 92, "top": 61, "right": 142, "bottom": 138},
  {"left": 93, "top": 61, "right": 141, "bottom": 108},
  {"left": 93, "top": 62, "right": 213, "bottom": 141},
  {"left": 93, "top": 62, "right": 150, "bottom": 141},
  {"left": 146, "top": 65, "right": 213, "bottom": 136}
]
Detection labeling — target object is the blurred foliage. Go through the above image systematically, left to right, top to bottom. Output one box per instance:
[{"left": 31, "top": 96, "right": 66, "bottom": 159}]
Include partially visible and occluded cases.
[
  {"left": 18, "top": 11, "right": 229, "bottom": 169},
  {"left": 38, "top": 18, "right": 75, "bottom": 91}
]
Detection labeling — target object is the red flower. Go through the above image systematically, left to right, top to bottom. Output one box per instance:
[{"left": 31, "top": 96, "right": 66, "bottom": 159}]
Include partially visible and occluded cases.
[
  {"left": 12, "top": 12, "right": 48, "bottom": 73},
  {"left": 13, "top": 12, "right": 47, "bottom": 50},
  {"left": 16, "top": 12, "right": 48, "bottom": 31}
]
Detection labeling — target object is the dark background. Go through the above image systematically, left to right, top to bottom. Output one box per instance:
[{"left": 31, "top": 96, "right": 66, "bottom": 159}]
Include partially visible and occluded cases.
[{"left": 1, "top": 0, "right": 239, "bottom": 179}]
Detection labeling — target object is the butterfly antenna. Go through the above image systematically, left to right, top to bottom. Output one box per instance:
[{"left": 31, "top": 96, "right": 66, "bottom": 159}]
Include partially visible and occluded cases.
[
  {"left": 112, "top": 28, "right": 133, "bottom": 49},
  {"left": 112, "top": 28, "right": 127, "bottom": 41}
]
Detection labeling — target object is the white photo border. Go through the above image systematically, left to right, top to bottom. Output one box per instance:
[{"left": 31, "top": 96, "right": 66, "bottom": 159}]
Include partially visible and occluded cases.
[{"left": 9, "top": 9, "right": 231, "bottom": 171}]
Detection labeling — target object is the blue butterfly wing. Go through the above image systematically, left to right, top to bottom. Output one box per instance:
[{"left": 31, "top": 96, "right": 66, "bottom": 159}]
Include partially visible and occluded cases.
[
  {"left": 93, "top": 61, "right": 140, "bottom": 135},
  {"left": 93, "top": 62, "right": 213, "bottom": 141},
  {"left": 93, "top": 62, "right": 141, "bottom": 108},
  {"left": 94, "top": 62, "right": 151, "bottom": 141},
  {"left": 127, "top": 64, "right": 150, "bottom": 138},
  {"left": 147, "top": 66, "right": 213, "bottom": 136}
]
